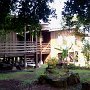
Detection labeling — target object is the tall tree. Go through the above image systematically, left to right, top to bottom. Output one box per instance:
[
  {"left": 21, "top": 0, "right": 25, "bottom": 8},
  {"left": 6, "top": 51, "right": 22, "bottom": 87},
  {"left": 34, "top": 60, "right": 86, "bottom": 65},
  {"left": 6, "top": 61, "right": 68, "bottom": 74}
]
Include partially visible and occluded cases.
[
  {"left": 0, "top": 0, "right": 55, "bottom": 33},
  {"left": 0, "top": 0, "right": 18, "bottom": 31},
  {"left": 62, "top": 0, "right": 90, "bottom": 27}
]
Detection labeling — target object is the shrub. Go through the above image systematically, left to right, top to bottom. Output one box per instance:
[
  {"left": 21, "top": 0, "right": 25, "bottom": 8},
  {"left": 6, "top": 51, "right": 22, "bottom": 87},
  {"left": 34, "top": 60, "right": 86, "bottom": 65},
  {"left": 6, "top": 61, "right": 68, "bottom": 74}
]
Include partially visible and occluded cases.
[
  {"left": 46, "top": 58, "right": 58, "bottom": 68},
  {"left": 67, "top": 64, "right": 76, "bottom": 69},
  {"left": 38, "top": 74, "right": 47, "bottom": 84}
]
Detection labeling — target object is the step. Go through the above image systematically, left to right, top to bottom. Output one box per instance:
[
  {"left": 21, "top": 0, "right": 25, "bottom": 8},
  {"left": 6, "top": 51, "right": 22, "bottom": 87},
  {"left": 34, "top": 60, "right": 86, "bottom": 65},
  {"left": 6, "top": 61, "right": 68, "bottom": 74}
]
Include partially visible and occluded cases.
[
  {"left": 26, "top": 53, "right": 35, "bottom": 56},
  {"left": 26, "top": 57, "right": 34, "bottom": 59},
  {"left": 26, "top": 58, "right": 35, "bottom": 67},
  {"left": 26, "top": 58, "right": 34, "bottom": 60},
  {"left": 27, "top": 59, "right": 34, "bottom": 62},
  {"left": 27, "top": 61, "right": 35, "bottom": 63},
  {"left": 27, "top": 62, "right": 35, "bottom": 67},
  {"left": 27, "top": 63, "right": 36, "bottom": 67}
]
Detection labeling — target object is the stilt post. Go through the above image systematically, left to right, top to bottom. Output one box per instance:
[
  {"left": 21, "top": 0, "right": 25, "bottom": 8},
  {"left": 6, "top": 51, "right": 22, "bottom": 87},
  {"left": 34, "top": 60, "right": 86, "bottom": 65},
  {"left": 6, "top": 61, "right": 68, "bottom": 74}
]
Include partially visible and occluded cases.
[
  {"left": 24, "top": 25, "right": 27, "bottom": 68},
  {"left": 35, "top": 31, "right": 38, "bottom": 68}
]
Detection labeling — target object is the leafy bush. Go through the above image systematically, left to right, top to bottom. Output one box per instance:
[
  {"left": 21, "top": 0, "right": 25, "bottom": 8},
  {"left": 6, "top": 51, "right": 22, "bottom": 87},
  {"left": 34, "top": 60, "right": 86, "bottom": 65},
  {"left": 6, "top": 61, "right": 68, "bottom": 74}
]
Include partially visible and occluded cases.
[
  {"left": 82, "top": 40, "right": 90, "bottom": 62},
  {"left": 46, "top": 58, "right": 58, "bottom": 68},
  {"left": 67, "top": 64, "right": 76, "bottom": 69},
  {"left": 67, "top": 64, "right": 90, "bottom": 70}
]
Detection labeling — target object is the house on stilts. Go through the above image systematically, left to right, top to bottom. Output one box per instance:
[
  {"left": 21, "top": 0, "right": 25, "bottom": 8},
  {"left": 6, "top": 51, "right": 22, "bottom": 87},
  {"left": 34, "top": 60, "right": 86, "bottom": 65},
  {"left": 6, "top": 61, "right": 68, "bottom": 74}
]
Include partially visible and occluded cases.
[
  {"left": 0, "top": 23, "right": 90, "bottom": 69},
  {"left": 0, "top": 23, "right": 51, "bottom": 68}
]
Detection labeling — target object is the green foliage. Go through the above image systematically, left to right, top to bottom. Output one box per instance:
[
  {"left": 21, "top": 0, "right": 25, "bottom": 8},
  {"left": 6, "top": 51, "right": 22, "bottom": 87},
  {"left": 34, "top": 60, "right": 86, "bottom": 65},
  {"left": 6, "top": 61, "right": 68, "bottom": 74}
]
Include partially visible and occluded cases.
[
  {"left": 0, "top": 0, "right": 55, "bottom": 34},
  {"left": 0, "top": 0, "right": 18, "bottom": 31},
  {"left": 0, "top": 0, "right": 12, "bottom": 24},
  {"left": 17, "top": 0, "right": 54, "bottom": 24},
  {"left": 62, "top": 0, "right": 90, "bottom": 26},
  {"left": 82, "top": 40, "right": 90, "bottom": 61},
  {"left": 82, "top": 40, "right": 90, "bottom": 67},
  {"left": 55, "top": 45, "right": 72, "bottom": 61},
  {"left": 55, "top": 48, "right": 68, "bottom": 61},
  {"left": 61, "top": 49, "right": 68, "bottom": 60},
  {"left": 46, "top": 58, "right": 58, "bottom": 68},
  {"left": 67, "top": 64, "right": 77, "bottom": 69},
  {"left": 0, "top": 65, "right": 90, "bottom": 84},
  {"left": 0, "top": 65, "right": 46, "bottom": 84},
  {"left": 46, "top": 67, "right": 68, "bottom": 78},
  {"left": 70, "top": 69, "right": 90, "bottom": 83},
  {"left": 0, "top": 71, "right": 33, "bottom": 80}
]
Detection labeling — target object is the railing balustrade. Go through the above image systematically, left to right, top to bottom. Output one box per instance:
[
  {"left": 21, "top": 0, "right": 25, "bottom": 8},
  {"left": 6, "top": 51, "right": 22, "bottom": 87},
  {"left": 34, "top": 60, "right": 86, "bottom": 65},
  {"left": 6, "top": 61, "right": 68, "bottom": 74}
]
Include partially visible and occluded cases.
[{"left": 0, "top": 41, "right": 51, "bottom": 55}]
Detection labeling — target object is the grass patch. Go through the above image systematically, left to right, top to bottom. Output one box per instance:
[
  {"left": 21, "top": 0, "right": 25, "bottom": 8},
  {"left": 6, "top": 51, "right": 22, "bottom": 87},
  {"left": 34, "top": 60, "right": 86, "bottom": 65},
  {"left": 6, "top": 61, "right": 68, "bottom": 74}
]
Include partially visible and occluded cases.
[
  {"left": 0, "top": 64, "right": 47, "bottom": 85},
  {"left": 0, "top": 64, "right": 90, "bottom": 84},
  {"left": 70, "top": 69, "right": 90, "bottom": 83},
  {"left": 0, "top": 71, "right": 33, "bottom": 80}
]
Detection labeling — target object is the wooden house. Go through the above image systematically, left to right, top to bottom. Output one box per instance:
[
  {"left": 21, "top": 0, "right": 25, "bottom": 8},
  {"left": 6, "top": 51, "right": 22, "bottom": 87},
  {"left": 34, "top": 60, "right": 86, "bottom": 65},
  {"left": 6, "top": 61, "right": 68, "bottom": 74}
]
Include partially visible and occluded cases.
[
  {"left": 0, "top": 23, "right": 89, "bottom": 68},
  {"left": 0, "top": 23, "right": 51, "bottom": 68}
]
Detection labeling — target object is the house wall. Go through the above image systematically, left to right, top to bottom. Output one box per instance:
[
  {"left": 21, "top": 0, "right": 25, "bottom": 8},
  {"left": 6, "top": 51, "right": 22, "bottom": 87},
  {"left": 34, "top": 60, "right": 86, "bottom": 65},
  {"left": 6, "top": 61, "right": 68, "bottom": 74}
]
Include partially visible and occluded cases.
[
  {"left": 50, "top": 29, "right": 86, "bottom": 66},
  {"left": 50, "top": 30, "right": 75, "bottom": 58},
  {"left": 39, "top": 31, "right": 51, "bottom": 62},
  {"left": 74, "top": 35, "right": 85, "bottom": 66}
]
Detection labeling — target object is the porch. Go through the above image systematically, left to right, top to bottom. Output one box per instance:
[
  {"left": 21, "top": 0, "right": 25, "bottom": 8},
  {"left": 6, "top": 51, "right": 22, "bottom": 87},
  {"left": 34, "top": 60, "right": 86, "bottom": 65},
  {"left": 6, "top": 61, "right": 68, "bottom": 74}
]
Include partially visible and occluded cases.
[
  {"left": 0, "top": 41, "right": 51, "bottom": 68},
  {"left": 0, "top": 41, "right": 50, "bottom": 54}
]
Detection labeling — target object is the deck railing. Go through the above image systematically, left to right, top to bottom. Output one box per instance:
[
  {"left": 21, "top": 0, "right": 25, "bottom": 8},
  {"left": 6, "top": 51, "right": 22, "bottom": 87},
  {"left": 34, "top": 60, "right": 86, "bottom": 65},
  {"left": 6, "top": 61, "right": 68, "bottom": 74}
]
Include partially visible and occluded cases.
[
  {"left": 0, "top": 41, "right": 51, "bottom": 55},
  {"left": 37, "top": 43, "right": 51, "bottom": 54}
]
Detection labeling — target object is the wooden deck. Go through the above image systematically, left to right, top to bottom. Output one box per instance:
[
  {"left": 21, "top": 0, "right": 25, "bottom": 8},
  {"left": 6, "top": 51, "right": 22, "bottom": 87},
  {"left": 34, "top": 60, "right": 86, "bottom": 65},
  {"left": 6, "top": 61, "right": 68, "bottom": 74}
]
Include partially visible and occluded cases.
[{"left": 0, "top": 41, "right": 51, "bottom": 57}]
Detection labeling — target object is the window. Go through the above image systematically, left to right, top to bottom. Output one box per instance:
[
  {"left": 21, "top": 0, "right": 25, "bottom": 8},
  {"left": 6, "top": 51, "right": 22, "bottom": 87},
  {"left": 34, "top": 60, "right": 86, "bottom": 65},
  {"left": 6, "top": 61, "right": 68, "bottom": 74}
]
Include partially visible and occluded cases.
[
  {"left": 75, "top": 51, "right": 78, "bottom": 62},
  {"left": 69, "top": 52, "right": 74, "bottom": 62},
  {"left": 58, "top": 53, "right": 62, "bottom": 61}
]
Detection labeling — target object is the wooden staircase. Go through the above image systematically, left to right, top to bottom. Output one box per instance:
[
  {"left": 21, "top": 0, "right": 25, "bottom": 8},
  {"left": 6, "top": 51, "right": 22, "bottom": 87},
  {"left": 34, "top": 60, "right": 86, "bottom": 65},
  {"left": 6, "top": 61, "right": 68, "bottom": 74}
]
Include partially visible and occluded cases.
[{"left": 26, "top": 54, "right": 36, "bottom": 67}]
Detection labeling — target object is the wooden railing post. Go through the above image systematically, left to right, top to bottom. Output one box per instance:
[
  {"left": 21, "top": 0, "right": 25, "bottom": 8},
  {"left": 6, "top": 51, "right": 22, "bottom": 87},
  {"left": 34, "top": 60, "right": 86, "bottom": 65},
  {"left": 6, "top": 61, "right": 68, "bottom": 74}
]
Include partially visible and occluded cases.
[
  {"left": 24, "top": 25, "right": 27, "bottom": 68},
  {"left": 36, "top": 32, "right": 38, "bottom": 68},
  {"left": 40, "top": 32, "right": 43, "bottom": 65}
]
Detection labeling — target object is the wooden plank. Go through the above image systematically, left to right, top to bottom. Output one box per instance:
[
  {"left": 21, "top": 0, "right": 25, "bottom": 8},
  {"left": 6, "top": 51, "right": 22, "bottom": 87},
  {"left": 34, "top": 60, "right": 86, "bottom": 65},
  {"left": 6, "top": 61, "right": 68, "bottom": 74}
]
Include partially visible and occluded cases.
[{"left": 0, "top": 42, "right": 51, "bottom": 55}]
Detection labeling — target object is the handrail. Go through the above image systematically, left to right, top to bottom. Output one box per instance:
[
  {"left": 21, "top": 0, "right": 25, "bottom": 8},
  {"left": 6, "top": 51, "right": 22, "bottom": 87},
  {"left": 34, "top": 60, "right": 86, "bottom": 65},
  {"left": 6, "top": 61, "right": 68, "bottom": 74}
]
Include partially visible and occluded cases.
[{"left": 0, "top": 42, "right": 51, "bottom": 54}]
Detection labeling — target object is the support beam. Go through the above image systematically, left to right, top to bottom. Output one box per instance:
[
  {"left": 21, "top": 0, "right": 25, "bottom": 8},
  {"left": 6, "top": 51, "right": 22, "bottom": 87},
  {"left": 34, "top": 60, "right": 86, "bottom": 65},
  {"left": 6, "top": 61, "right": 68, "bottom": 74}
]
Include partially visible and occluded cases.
[
  {"left": 24, "top": 25, "right": 27, "bottom": 68},
  {"left": 35, "top": 32, "right": 38, "bottom": 68},
  {"left": 40, "top": 32, "right": 43, "bottom": 65}
]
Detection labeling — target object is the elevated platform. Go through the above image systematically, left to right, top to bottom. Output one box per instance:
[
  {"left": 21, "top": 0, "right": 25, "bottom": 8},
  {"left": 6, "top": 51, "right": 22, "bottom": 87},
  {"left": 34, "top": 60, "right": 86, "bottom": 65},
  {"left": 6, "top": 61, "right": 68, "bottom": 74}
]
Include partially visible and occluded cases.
[{"left": 0, "top": 41, "right": 51, "bottom": 57}]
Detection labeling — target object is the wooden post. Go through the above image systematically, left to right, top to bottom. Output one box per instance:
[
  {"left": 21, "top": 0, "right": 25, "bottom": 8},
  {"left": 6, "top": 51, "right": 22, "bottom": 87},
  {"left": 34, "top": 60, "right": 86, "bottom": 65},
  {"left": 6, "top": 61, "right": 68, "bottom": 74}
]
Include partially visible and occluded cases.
[
  {"left": 24, "top": 25, "right": 27, "bottom": 68},
  {"left": 35, "top": 31, "right": 38, "bottom": 68},
  {"left": 40, "top": 32, "right": 43, "bottom": 65},
  {"left": 32, "top": 33, "right": 33, "bottom": 42}
]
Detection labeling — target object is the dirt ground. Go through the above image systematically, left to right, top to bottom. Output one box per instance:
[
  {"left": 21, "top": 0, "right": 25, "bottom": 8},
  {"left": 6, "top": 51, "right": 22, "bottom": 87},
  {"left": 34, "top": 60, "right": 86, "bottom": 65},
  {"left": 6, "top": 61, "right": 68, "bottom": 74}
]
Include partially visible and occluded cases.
[{"left": 0, "top": 79, "right": 82, "bottom": 90}]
